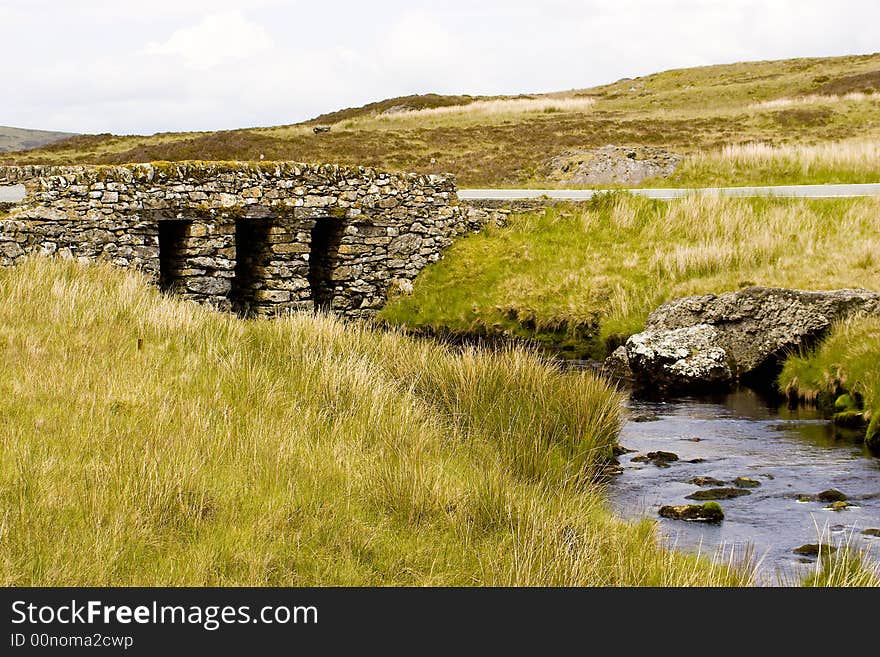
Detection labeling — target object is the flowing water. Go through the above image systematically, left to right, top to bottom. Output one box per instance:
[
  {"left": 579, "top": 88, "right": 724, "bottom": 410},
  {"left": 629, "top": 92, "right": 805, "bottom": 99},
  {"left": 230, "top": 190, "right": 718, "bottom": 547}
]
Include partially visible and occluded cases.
[{"left": 608, "top": 388, "right": 880, "bottom": 584}]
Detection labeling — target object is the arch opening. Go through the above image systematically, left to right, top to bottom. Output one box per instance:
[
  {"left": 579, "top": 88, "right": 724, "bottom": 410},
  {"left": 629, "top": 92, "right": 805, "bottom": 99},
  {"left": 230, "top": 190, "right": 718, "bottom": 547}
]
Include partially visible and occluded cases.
[
  {"left": 308, "top": 217, "right": 345, "bottom": 311},
  {"left": 232, "top": 218, "right": 271, "bottom": 316},
  {"left": 158, "top": 219, "right": 191, "bottom": 294}
]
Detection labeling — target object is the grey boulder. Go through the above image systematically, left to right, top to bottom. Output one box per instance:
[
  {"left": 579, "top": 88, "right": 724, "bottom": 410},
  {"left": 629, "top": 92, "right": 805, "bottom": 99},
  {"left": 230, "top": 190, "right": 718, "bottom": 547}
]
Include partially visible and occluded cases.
[{"left": 621, "top": 287, "right": 880, "bottom": 391}]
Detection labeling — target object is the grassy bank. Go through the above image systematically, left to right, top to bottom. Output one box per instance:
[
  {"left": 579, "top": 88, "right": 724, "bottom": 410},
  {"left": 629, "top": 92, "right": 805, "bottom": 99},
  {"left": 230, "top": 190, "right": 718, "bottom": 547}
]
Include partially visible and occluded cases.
[
  {"left": 4, "top": 54, "right": 879, "bottom": 187},
  {"left": 659, "top": 138, "right": 880, "bottom": 188},
  {"left": 381, "top": 194, "right": 880, "bottom": 359},
  {"left": 0, "top": 258, "right": 755, "bottom": 586},
  {"left": 780, "top": 315, "right": 880, "bottom": 450}
]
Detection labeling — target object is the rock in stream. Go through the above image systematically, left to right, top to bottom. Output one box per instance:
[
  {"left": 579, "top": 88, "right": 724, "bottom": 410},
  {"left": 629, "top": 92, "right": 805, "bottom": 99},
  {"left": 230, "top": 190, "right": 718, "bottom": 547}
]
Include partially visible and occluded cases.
[{"left": 618, "top": 287, "right": 880, "bottom": 392}]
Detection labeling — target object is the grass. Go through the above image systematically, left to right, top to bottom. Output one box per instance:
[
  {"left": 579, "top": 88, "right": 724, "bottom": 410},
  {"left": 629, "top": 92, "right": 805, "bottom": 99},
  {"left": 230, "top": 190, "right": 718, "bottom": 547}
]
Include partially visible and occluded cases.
[
  {"left": 4, "top": 53, "right": 880, "bottom": 187},
  {"left": 748, "top": 92, "right": 880, "bottom": 109},
  {"left": 372, "top": 97, "right": 597, "bottom": 121},
  {"left": 662, "top": 138, "right": 880, "bottom": 188},
  {"left": 381, "top": 194, "right": 880, "bottom": 358},
  {"left": 0, "top": 257, "right": 757, "bottom": 586},
  {"left": 780, "top": 315, "right": 880, "bottom": 449},
  {"left": 801, "top": 548, "right": 880, "bottom": 587}
]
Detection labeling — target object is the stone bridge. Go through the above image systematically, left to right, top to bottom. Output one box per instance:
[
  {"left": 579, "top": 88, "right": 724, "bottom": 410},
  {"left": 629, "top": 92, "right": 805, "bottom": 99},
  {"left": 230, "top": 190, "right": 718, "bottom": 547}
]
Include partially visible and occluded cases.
[{"left": 0, "top": 161, "right": 496, "bottom": 318}]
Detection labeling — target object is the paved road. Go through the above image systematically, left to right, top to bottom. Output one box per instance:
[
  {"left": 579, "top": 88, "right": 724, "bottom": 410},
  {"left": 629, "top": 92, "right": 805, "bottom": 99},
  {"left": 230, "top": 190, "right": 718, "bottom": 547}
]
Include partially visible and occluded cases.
[{"left": 459, "top": 183, "right": 880, "bottom": 201}]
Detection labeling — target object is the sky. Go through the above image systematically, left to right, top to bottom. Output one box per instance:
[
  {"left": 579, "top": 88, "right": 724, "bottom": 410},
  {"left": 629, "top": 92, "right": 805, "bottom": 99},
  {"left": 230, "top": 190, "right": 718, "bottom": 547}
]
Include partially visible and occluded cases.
[{"left": 1, "top": 0, "right": 878, "bottom": 135}]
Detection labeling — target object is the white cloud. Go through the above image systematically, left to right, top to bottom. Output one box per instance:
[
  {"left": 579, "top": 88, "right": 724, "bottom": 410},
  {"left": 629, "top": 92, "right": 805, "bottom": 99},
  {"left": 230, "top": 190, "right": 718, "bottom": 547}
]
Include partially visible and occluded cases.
[
  {"left": 2, "top": 0, "right": 879, "bottom": 134},
  {"left": 145, "top": 11, "right": 274, "bottom": 70}
]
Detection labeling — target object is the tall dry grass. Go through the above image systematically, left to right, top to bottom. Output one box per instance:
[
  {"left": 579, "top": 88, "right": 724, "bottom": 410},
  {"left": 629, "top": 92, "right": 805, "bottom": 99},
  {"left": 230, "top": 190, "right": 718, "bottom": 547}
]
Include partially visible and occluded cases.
[
  {"left": 749, "top": 92, "right": 880, "bottom": 109},
  {"left": 373, "top": 97, "right": 596, "bottom": 121},
  {"left": 667, "top": 139, "right": 880, "bottom": 187},
  {"left": 714, "top": 140, "right": 880, "bottom": 169},
  {"left": 0, "top": 257, "right": 750, "bottom": 586}
]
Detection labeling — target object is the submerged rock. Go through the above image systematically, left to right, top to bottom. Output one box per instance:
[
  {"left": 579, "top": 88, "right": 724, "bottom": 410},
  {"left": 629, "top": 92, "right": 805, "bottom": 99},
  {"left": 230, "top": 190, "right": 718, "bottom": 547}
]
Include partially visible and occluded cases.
[
  {"left": 625, "top": 287, "right": 880, "bottom": 391},
  {"left": 832, "top": 410, "right": 867, "bottom": 429},
  {"left": 631, "top": 451, "right": 679, "bottom": 467},
  {"left": 599, "top": 464, "right": 625, "bottom": 478},
  {"left": 689, "top": 476, "right": 726, "bottom": 487},
  {"left": 734, "top": 477, "right": 762, "bottom": 489},
  {"left": 686, "top": 487, "right": 751, "bottom": 501},
  {"left": 797, "top": 489, "right": 849, "bottom": 503},
  {"left": 817, "top": 489, "right": 848, "bottom": 503},
  {"left": 828, "top": 501, "right": 851, "bottom": 512},
  {"left": 659, "top": 502, "right": 724, "bottom": 523},
  {"left": 862, "top": 528, "right": 880, "bottom": 538},
  {"left": 793, "top": 543, "right": 838, "bottom": 557}
]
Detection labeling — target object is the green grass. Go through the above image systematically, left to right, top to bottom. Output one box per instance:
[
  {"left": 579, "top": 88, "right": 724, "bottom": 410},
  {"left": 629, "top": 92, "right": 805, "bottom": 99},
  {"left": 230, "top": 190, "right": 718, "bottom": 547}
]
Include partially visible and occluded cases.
[
  {"left": 4, "top": 53, "right": 879, "bottom": 187},
  {"left": 660, "top": 137, "right": 880, "bottom": 188},
  {"left": 381, "top": 194, "right": 880, "bottom": 359},
  {"left": 0, "top": 257, "right": 756, "bottom": 586},
  {"left": 780, "top": 315, "right": 880, "bottom": 449},
  {"left": 801, "top": 548, "right": 880, "bottom": 587}
]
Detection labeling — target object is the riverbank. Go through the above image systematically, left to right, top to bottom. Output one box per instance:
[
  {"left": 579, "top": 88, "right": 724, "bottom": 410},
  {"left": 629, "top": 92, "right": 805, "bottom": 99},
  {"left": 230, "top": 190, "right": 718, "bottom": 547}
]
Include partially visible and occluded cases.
[
  {"left": 381, "top": 194, "right": 880, "bottom": 360},
  {"left": 0, "top": 258, "right": 756, "bottom": 586},
  {"left": 781, "top": 315, "right": 880, "bottom": 450}
]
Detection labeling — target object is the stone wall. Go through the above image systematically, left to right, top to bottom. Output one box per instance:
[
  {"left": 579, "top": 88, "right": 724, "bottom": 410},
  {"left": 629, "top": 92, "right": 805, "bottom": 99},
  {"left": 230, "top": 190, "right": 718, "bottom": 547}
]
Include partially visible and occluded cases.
[{"left": 0, "top": 161, "right": 489, "bottom": 318}]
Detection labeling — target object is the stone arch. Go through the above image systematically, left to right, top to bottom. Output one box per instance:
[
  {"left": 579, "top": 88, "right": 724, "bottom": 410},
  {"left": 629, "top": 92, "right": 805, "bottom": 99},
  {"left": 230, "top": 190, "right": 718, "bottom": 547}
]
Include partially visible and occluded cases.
[
  {"left": 0, "top": 161, "right": 483, "bottom": 320},
  {"left": 308, "top": 216, "right": 346, "bottom": 311},
  {"left": 157, "top": 219, "right": 191, "bottom": 295}
]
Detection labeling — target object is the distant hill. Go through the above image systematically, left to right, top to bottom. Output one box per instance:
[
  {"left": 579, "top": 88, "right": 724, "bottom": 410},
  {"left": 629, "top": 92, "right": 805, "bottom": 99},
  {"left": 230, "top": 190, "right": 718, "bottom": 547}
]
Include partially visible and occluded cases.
[
  {"left": 2, "top": 53, "right": 879, "bottom": 187},
  {"left": 0, "top": 126, "right": 78, "bottom": 153}
]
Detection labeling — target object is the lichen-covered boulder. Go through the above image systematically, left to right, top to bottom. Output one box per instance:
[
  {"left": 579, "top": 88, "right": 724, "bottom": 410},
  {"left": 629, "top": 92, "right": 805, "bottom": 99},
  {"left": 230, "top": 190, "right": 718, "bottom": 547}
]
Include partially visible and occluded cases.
[
  {"left": 623, "top": 287, "right": 880, "bottom": 391},
  {"left": 626, "top": 324, "right": 731, "bottom": 390},
  {"left": 601, "top": 345, "right": 634, "bottom": 381}
]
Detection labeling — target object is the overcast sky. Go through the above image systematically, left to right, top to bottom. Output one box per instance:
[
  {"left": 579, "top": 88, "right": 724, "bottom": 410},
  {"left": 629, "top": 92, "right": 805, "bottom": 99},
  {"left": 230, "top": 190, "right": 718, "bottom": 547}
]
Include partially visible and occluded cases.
[{"left": 2, "top": 0, "right": 878, "bottom": 135}]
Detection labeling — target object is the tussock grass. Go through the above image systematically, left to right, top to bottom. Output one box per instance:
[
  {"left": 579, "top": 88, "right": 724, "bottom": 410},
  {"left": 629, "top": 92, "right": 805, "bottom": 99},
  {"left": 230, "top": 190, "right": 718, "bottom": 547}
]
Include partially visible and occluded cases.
[
  {"left": 373, "top": 97, "right": 596, "bottom": 121},
  {"left": 665, "top": 139, "right": 880, "bottom": 188},
  {"left": 383, "top": 194, "right": 880, "bottom": 357},
  {"left": 0, "top": 258, "right": 751, "bottom": 586},
  {"left": 780, "top": 315, "right": 880, "bottom": 448},
  {"left": 777, "top": 525, "right": 879, "bottom": 587},
  {"left": 800, "top": 547, "right": 880, "bottom": 587}
]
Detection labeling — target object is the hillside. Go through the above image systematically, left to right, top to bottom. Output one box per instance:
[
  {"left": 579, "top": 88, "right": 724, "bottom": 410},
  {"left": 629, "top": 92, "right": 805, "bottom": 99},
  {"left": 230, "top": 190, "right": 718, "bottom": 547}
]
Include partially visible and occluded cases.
[
  {"left": 3, "top": 53, "right": 879, "bottom": 187},
  {"left": 0, "top": 125, "right": 78, "bottom": 153}
]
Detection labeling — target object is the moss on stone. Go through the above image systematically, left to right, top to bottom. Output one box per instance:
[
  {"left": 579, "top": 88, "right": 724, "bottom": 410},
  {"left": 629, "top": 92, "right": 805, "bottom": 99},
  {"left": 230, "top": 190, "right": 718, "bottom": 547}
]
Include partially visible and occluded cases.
[
  {"left": 834, "top": 393, "right": 859, "bottom": 411},
  {"left": 832, "top": 410, "right": 867, "bottom": 428}
]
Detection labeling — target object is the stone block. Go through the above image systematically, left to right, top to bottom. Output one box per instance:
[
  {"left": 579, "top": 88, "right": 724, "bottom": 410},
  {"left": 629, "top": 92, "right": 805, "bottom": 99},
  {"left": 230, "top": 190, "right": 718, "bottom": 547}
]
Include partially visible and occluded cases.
[
  {"left": 185, "top": 277, "right": 232, "bottom": 296},
  {"left": 254, "top": 289, "right": 291, "bottom": 302}
]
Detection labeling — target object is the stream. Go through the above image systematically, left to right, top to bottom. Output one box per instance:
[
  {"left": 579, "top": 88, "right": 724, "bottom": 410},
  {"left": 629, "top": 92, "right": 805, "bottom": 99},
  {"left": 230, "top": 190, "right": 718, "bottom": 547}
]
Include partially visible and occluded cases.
[{"left": 608, "top": 388, "right": 880, "bottom": 584}]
